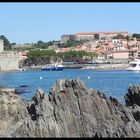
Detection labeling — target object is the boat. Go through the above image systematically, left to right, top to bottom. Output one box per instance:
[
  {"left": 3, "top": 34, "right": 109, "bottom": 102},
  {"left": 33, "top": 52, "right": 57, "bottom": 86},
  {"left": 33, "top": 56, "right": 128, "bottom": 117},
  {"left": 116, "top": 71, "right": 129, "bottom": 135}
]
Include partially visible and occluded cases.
[
  {"left": 126, "top": 59, "right": 140, "bottom": 71},
  {"left": 41, "top": 63, "right": 64, "bottom": 71},
  {"left": 81, "top": 65, "right": 95, "bottom": 70},
  {"left": 17, "top": 67, "right": 27, "bottom": 71}
]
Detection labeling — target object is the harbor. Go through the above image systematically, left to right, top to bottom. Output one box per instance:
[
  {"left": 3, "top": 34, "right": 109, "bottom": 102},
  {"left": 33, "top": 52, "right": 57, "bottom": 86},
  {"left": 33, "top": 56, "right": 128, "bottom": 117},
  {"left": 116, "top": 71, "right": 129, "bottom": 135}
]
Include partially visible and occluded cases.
[
  {"left": 1, "top": 2, "right": 140, "bottom": 138},
  {"left": 20, "top": 62, "right": 129, "bottom": 71},
  {"left": 0, "top": 68, "right": 139, "bottom": 104}
]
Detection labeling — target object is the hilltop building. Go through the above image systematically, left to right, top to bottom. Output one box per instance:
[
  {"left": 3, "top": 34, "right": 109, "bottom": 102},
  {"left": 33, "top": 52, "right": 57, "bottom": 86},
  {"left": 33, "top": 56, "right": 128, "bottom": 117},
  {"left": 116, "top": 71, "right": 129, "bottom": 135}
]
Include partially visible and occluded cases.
[
  {"left": 61, "top": 31, "right": 128, "bottom": 44},
  {"left": 75, "top": 31, "right": 128, "bottom": 40},
  {"left": 61, "top": 35, "right": 76, "bottom": 44}
]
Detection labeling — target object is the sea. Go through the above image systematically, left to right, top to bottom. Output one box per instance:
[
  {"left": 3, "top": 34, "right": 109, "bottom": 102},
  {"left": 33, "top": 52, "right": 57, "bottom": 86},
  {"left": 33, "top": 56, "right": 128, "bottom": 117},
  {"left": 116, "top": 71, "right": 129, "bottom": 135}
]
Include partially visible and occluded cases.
[{"left": 0, "top": 69, "right": 140, "bottom": 104}]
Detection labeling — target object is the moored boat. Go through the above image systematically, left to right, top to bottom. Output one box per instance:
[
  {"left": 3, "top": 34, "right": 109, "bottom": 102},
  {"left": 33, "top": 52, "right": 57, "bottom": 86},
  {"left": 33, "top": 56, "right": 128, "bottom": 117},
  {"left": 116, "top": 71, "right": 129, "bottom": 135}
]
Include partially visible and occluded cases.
[
  {"left": 126, "top": 59, "right": 140, "bottom": 71},
  {"left": 41, "top": 63, "right": 64, "bottom": 71},
  {"left": 81, "top": 65, "right": 95, "bottom": 70}
]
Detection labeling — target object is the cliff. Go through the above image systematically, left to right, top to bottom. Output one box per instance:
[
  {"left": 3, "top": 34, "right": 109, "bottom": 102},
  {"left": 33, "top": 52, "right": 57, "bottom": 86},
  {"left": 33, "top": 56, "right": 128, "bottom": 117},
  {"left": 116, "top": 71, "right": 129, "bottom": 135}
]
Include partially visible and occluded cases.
[{"left": 1, "top": 78, "right": 140, "bottom": 137}]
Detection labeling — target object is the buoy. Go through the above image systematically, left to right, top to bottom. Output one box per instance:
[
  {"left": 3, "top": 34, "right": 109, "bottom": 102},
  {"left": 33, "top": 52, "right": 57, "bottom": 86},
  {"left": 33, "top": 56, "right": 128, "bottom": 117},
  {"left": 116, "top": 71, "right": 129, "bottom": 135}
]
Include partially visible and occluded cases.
[
  {"left": 87, "top": 76, "right": 91, "bottom": 79},
  {"left": 40, "top": 77, "right": 42, "bottom": 80}
]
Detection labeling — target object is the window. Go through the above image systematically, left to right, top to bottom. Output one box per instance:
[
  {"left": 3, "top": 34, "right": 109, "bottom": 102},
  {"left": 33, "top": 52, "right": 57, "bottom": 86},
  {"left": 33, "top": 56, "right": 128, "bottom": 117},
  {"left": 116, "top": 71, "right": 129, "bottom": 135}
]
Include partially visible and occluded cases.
[{"left": 129, "top": 64, "right": 137, "bottom": 67}]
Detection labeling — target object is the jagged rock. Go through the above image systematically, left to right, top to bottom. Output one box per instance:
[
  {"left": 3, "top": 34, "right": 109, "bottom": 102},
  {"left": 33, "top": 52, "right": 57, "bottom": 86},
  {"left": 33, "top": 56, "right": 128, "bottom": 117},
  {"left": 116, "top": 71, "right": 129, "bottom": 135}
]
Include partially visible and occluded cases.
[
  {"left": 1, "top": 79, "right": 140, "bottom": 137},
  {"left": 125, "top": 85, "right": 140, "bottom": 107},
  {"left": 0, "top": 88, "right": 15, "bottom": 94}
]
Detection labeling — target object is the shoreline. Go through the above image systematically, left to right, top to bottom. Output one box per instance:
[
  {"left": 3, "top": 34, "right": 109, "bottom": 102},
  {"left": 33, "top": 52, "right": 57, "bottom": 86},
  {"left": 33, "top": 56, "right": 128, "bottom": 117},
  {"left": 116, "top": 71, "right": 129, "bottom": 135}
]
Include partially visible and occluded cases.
[
  {"left": 0, "top": 63, "right": 129, "bottom": 72},
  {"left": 27, "top": 63, "right": 129, "bottom": 70}
]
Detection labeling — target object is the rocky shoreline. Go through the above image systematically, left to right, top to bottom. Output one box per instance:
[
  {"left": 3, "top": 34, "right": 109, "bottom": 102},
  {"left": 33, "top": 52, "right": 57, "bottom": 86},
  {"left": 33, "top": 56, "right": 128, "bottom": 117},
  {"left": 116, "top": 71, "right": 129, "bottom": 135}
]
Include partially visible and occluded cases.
[{"left": 0, "top": 78, "right": 140, "bottom": 137}]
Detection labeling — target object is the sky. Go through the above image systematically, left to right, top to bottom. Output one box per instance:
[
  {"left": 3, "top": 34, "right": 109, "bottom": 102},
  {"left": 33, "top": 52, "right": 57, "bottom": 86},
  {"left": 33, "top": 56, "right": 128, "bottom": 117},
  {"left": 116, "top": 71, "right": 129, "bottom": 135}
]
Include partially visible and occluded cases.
[{"left": 0, "top": 2, "right": 140, "bottom": 44}]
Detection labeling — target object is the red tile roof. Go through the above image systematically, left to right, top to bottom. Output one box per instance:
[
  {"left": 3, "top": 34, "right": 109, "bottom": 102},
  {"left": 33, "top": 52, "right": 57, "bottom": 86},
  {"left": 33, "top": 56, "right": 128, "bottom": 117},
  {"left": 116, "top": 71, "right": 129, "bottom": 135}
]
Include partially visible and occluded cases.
[{"left": 76, "top": 32, "right": 128, "bottom": 35}]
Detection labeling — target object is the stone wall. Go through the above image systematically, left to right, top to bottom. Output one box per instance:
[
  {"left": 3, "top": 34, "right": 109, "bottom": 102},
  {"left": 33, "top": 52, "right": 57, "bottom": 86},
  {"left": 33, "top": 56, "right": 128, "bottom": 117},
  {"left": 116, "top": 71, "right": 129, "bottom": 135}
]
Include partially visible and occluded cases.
[
  {"left": 0, "top": 51, "right": 19, "bottom": 71},
  {"left": 94, "top": 63, "right": 129, "bottom": 70}
]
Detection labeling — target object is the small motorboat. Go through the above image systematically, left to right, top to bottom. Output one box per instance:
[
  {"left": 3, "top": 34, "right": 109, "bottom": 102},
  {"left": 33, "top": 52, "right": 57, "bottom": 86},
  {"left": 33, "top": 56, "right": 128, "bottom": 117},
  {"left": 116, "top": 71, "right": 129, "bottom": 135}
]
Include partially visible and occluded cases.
[{"left": 81, "top": 65, "right": 95, "bottom": 70}]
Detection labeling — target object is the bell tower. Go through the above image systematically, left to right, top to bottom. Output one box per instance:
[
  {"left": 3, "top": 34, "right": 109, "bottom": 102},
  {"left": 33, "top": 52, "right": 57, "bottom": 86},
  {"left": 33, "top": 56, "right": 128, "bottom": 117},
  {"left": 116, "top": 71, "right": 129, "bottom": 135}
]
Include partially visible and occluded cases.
[{"left": 0, "top": 39, "right": 4, "bottom": 52}]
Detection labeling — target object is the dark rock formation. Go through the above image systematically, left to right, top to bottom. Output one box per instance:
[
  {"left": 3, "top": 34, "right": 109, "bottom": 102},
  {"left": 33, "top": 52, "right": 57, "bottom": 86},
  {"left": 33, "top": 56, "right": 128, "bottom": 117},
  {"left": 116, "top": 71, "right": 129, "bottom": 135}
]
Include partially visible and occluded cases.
[
  {"left": 1, "top": 78, "right": 140, "bottom": 137},
  {"left": 125, "top": 84, "right": 140, "bottom": 107},
  {"left": 15, "top": 85, "right": 30, "bottom": 94}
]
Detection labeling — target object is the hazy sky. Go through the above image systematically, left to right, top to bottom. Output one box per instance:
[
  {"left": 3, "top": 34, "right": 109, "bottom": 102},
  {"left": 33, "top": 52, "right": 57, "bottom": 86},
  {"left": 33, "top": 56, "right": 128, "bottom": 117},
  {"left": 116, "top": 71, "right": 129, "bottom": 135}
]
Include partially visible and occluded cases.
[{"left": 0, "top": 2, "right": 140, "bottom": 44}]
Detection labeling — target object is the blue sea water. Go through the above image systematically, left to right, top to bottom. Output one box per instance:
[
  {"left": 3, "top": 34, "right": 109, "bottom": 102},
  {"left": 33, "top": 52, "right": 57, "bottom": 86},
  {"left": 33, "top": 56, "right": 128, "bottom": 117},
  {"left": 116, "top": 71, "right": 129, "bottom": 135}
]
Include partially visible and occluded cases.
[{"left": 0, "top": 69, "right": 140, "bottom": 104}]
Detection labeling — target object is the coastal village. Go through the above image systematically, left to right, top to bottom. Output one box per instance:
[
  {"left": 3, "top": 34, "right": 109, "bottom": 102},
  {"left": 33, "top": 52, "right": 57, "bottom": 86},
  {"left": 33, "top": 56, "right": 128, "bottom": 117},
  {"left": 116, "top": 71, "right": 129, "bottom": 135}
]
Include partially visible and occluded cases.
[
  {"left": 2, "top": 3, "right": 140, "bottom": 138},
  {"left": 0, "top": 31, "right": 140, "bottom": 71},
  {"left": 1, "top": 31, "right": 140, "bottom": 138},
  {"left": 60, "top": 31, "right": 140, "bottom": 60}
]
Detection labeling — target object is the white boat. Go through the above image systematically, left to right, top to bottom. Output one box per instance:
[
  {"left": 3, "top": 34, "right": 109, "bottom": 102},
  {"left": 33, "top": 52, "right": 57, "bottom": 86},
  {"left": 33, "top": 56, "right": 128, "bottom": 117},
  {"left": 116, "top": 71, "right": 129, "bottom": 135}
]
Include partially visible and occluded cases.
[
  {"left": 126, "top": 59, "right": 140, "bottom": 71},
  {"left": 81, "top": 65, "right": 95, "bottom": 70},
  {"left": 17, "top": 68, "right": 27, "bottom": 71}
]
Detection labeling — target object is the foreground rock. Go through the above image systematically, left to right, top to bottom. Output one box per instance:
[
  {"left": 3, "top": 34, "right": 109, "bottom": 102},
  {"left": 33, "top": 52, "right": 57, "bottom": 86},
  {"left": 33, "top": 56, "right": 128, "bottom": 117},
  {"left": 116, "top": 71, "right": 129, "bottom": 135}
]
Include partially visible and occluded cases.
[{"left": 1, "top": 79, "right": 140, "bottom": 137}]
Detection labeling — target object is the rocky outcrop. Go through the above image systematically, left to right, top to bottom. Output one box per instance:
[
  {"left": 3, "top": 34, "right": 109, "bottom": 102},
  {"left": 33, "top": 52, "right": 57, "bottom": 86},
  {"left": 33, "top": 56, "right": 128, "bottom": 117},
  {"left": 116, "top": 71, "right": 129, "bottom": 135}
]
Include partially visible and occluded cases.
[
  {"left": 1, "top": 78, "right": 140, "bottom": 137},
  {"left": 125, "top": 84, "right": 140, "bottom": 107}
]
